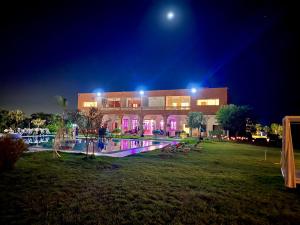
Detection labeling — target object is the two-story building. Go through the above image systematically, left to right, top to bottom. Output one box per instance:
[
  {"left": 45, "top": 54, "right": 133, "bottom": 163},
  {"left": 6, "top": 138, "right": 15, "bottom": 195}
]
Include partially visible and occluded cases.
[{"left": 77, "top": 87, "right": 228, "bottom": 136}]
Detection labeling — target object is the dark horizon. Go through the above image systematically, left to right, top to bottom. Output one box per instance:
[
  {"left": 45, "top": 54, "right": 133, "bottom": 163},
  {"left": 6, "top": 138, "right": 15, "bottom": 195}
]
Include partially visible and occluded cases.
[{"left": 0, "top": 0, "right": 299, "bottom": 124}]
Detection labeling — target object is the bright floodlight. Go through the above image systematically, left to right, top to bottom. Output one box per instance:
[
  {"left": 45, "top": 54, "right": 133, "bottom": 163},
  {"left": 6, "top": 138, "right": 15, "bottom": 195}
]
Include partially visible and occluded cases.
[
  {"left": 167, "top": 11, "right": 174, "bottom": 20},
  {"left": 191, "top": 88, "right": 197, "bottom": 93},
  {"left": 139, "top": 90, "right": 144, "bottom": 96},
  {"left": 97, "top": 92, "right": 101, "bottom": 97}
]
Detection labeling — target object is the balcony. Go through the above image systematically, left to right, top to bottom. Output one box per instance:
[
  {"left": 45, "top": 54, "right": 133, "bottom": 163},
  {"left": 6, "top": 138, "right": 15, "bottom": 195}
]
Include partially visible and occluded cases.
[
  {"left": 82, "top": 106, "right": 190, "bottom": 111},
  {"left": 165, "top": 106, "right": 190, "bottom": 110}
]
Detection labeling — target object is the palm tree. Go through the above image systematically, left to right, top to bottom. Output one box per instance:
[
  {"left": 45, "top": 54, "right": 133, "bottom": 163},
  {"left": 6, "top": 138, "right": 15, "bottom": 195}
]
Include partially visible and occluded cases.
[
  {"left": 52, "top": 96, "right": 68, "bottom": 158},
  {"left": 55, "top": 96, "right": 68, "bottom": 120},
  {"left": 55, "top": 96, "right": 68, "bottom": 139},
  {"left": 0, "top": 109, "right": 9, "bottom": 132},
  {"left": 8, "top": 110, "right": 25, "bottom": 130},
  {"left": 31, "top": 118, "right": 46, "bottom": 128},
  {"left": 270, "top": 123, "right": 283, "bottom": 138}
]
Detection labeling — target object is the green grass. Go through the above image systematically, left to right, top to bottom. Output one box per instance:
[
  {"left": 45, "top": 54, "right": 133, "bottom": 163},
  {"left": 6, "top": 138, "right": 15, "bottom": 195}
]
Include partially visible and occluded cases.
[{"left": 1, "top": 142, "right": 300, "bottom": 225}]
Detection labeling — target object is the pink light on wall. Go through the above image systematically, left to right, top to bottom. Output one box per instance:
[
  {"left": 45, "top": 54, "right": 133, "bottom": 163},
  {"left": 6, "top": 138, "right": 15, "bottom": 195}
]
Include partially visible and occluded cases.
[
  {"left": 123, "top": 119, "right": 129, "bottom": 130},
  {"left": 132, "top": 119, "right": 138, "bottom": 130},
  {"left": 143, "top": 120, "right": 150, "bottom": 130},
  {"left": 160, "top": 120, "right": 164, "bottom": 130},
  {"left": 170, "top": 120, "right": 176, "bottom": 130}
]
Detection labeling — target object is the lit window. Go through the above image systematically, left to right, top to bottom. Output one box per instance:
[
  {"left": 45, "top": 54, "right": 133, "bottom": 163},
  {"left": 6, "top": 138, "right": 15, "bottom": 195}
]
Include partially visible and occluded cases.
[
  {"left": 166, "top": 96, "right": 190, "bottom": 108},
  {"left": 197, "top": 99, "right": 219, "bottom": 106},
  {"left": 83, "top": 102, "right": 97, "bottom": 107},
  {"left": 181, "top": 102, "right": 189, "bottom": 107},
  {"left": 133, "top": 103, "right": 138, "bottom": 108}
]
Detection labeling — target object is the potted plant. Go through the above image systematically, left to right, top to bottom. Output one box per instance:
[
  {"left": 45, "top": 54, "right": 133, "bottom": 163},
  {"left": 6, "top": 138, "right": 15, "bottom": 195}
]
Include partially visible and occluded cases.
[
  {"left": 112, "top": 128, "right": 122, "bottom": 137},
  {"left": 180, "top": 130, "right": 187, "bottom": 139}
]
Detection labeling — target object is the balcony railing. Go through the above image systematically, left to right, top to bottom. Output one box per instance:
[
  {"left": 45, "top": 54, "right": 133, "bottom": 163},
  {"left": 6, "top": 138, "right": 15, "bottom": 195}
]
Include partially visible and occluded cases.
[
  {"left": 83, "top": 106, "right": 191, "bottom": 111},
  {"left": 165, "top": 106, "right": 190, "bottom": 110}
]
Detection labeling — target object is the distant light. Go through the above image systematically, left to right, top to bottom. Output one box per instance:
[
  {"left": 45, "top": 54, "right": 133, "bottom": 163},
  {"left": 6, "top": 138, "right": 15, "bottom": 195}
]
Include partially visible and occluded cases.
[
  {"left": 166, "top": 11, "right": 174, "bottom": 20},
  {"left": 191, "top": 88, "right": 197, "bottom": 93},
  {"left": 139, "top": 90, "right": 144, "bottom": 96},
  {"left": 97, "top": 92, "right": 101, "bottom": 97}
]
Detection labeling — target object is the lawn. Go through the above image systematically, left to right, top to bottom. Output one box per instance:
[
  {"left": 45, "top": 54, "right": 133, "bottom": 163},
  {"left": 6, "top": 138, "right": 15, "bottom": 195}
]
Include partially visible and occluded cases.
[{"left": 0, "top": 141, "right": 300, "bottom": 225}]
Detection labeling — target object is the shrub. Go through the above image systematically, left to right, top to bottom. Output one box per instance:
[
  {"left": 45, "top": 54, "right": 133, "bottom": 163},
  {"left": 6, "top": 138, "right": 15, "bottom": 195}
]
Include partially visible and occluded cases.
[
  {"left": 46, "top": 123, "right": 59, "bottom": 133},
  {"left": 111, "top": 128, "right": 122, "bottom": 137},
  {"left": 112, "top": 128, "right": 121, "bottom": 134},
  {"left": 152, "top": 129, "right": 163, "bottom": 136},
  {"left": 175, "top": 130, "right": 181, "bottom": 137},
  {"left": 209, "top": 130, "right": 224, "bottom": 139},
  {"left": 180, "top": 131, "right": 187, "bottom": 139},
  {"left": 0, "top": 136, "right": 28, "bottom": 171},
  {"left": 180, "top": 137, "right": 199, "bottom": 145}
]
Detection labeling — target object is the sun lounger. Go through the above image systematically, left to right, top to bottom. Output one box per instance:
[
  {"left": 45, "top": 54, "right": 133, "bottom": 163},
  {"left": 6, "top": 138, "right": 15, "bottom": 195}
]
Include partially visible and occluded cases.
[
  {"left": 161, "top": 142, "right": 187, "bottom": 153},
  {"left": 161, "top": 144, "right": 175, "bottom": 153}
]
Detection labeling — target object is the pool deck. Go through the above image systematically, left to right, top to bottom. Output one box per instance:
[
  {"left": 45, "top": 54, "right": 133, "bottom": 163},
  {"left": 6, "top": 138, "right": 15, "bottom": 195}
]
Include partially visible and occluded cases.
[{"left": 28, "top": 140, "right": 178, "bottom": 157}]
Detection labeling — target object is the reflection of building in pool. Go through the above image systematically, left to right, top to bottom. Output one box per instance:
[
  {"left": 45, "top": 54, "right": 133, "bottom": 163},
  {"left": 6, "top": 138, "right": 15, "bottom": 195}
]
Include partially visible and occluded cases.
[
  {"left": 78, "top": 88, "right": 228, "bottom": 137},
  {"left": 23, "top": 136, "right": 51, "bottom": 144},
  {"left": 101, "top": 139, "right": 152, "bottom": 152}
]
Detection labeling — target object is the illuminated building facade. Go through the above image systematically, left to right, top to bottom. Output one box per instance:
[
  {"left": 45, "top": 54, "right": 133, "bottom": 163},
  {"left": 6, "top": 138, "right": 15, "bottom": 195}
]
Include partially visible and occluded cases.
[{"left": 78, "top": 87, "right": 228, "bottom": 136}]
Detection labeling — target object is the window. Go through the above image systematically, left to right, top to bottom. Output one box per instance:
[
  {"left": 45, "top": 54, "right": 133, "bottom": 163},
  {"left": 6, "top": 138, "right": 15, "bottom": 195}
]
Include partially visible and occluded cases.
[
  {"left": 166, "top": 96, "right": 190, "bottom": 109},
  {"left": 148, "top": 97, "right": 165, "bottom": 107},
  {"left": 107, "top": 98, "right": 120, "bottom": 108},
  {"left": 127, "top": 98, "right": 141, "bottom": 108},
  {"left": 197, "top": 99, "right": 219, "bottom": 106},
  {"left": 83, "top": 102, "right": 97, "bottom": 107},
  {"left": 181, "top": 102, "right": 189, "bottom": 107}
]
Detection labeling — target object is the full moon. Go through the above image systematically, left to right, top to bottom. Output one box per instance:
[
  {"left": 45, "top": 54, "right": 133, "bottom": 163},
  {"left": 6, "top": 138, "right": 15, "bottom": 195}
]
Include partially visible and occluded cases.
[{"left": 166, "top": 11, "right": 174, "bottom": 20}]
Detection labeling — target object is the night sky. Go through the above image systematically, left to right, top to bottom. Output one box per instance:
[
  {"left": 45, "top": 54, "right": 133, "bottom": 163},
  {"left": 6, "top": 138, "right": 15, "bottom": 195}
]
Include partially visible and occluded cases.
[{"left": 0, "top": 0, "right": 299, "bottom": 124}]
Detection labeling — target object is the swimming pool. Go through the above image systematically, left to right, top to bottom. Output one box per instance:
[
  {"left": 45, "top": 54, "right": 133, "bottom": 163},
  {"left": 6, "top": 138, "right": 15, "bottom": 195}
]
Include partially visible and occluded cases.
[{"left": 23, "top": 136, "right": 177, "bottom": 157}]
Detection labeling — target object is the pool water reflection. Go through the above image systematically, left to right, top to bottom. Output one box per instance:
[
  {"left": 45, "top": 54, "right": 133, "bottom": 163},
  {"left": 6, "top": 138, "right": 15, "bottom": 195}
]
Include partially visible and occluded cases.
[{"left": 24, "top": 136, "right": 175, "bottom": 157}]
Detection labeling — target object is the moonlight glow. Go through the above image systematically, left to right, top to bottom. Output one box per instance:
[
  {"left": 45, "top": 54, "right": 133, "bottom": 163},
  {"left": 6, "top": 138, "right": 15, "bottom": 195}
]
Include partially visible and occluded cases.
[{"left": 166, "top": 11, "right": 174, "bottom": 20}]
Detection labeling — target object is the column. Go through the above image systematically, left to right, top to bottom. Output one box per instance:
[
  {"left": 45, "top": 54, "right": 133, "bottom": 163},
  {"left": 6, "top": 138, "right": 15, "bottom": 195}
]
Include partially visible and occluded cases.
[
  {"left": 139, "top": 114, "right": 144, "bottom": 136},
  {"left": 119, "top": 115, "right": 123, "bottom": 133},
  {"left": 128, "top": 115, "right": 132, "bottom": 131},
  {"left": 163, "top": 115, "right": 168, "bottom": 136},
  {"left": 155, "top": 116, "right": 161, "bottom": 131}
]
